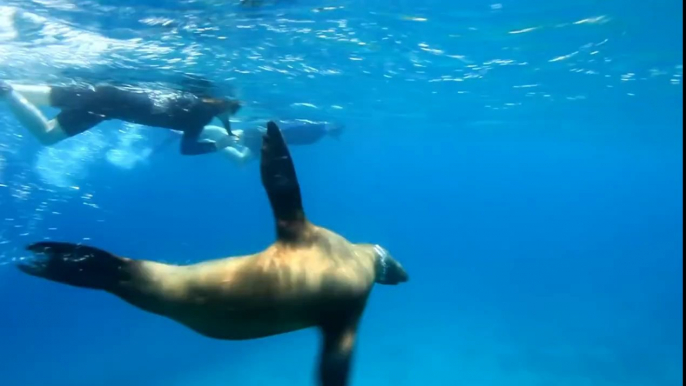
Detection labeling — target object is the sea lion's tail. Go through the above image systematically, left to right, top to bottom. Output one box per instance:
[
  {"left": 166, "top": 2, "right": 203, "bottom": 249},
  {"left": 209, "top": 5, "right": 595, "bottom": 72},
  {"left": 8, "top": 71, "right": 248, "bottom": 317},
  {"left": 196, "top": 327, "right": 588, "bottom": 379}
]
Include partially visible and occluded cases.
[{"left": 18, "top": 242, "right": 135, "bottom": 291}]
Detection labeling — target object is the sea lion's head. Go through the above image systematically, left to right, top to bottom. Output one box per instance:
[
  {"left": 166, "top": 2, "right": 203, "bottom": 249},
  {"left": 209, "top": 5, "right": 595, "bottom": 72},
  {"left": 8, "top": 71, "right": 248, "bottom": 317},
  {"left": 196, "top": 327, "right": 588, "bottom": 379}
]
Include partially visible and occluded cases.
[{"left": 372, "top": 244, "right": 409, "bottom": 285}]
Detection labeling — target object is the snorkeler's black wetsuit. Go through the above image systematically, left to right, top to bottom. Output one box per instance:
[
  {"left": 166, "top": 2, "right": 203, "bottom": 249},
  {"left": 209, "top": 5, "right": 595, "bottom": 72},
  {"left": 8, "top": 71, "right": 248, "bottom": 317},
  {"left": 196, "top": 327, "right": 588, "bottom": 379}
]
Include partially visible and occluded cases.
[{"left": 49, "top": 84, "right": 231, "bottom": 155}]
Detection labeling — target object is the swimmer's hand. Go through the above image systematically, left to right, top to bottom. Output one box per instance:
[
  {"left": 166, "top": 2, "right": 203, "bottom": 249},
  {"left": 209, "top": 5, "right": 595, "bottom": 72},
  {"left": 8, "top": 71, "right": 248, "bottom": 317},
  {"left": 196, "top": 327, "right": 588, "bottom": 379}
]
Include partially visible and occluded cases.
[
  {"left": 0, "top": 81, "right": 12, "bottom": 98},
  {"left": 219, "top": 116, "right": 237, "bottom": 137}
]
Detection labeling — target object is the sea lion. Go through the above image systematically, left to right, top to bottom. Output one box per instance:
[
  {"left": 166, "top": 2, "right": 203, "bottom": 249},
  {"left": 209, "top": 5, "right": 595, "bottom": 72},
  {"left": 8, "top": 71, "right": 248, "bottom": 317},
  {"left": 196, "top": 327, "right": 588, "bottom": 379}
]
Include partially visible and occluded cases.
[{"left": 17, "top": 121, "right": 409, "bottom": 386}]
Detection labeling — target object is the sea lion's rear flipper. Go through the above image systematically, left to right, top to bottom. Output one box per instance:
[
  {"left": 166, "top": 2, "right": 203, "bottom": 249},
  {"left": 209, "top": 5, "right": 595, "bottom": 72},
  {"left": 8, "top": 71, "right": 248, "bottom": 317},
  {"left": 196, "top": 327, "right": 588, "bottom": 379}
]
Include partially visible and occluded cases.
[
  {"left": 260, "top": 121, "right": 307, "bottom": 242},
  {"left": 18, "top": 242, "right": 134, "bottom": 291},
  {"left": 318, "top": 323, "right": 358, "bottom": 386}
]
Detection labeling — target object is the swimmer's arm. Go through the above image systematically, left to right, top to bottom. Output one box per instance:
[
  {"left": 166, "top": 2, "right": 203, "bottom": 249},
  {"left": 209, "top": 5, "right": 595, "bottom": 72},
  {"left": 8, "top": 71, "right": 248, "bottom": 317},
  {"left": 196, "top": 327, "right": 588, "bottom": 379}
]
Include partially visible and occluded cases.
[
  {"left": 219, "top": 115, "right": 234, "bottom": 136},
  {"left": 176, "top": 124, "right": 240, "bottom": 155}
]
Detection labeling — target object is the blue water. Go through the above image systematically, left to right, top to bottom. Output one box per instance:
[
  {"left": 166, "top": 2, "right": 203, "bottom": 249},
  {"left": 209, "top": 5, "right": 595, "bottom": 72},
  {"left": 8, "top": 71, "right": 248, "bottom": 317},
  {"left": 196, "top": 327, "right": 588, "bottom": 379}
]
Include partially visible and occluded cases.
[{"left": 0, "top": 1, "right": 682, "bottom": 385}]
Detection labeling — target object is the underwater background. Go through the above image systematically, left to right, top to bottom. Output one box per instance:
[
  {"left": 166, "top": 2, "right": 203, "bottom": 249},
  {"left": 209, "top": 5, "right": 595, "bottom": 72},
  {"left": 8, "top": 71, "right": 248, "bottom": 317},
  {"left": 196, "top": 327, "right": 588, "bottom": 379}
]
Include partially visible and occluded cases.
[{"left": 0, "top": 0, "right": 683, "bottom": 385}]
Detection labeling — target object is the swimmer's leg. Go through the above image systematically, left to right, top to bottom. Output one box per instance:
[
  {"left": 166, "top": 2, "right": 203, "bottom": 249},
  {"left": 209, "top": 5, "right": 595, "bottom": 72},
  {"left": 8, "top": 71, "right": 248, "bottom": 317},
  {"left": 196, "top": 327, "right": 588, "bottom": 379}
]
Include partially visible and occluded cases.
[
  {"left": 7, "top": 84, "right": 53, "bottom": 106},
  {"left": 1, "top": 86, "right": 68, "bottom": 146},
  {"left": 53, "top": 110, "right": 105, "bottom": 139}
]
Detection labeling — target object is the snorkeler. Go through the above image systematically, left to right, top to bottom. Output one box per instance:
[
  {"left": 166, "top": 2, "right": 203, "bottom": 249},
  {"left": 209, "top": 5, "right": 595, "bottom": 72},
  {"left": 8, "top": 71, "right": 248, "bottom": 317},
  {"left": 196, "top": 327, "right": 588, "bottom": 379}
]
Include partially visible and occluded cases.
[
  {"left": 0, "top": 80, "right": 240, "bottom": 156},
  {"left": 201, "top": 119, "right": 344, "bottom": 166}
]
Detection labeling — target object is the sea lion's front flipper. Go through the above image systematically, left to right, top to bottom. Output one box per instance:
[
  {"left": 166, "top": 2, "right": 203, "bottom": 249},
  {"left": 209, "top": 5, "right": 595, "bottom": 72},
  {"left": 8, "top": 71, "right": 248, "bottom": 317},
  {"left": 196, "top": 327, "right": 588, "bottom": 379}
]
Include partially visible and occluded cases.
[
  {"left": 260, "top": 121, "right": 307, "bottom": 243},
  {"left": 318, "top": 323, "right": 358, "bottom": 386}
]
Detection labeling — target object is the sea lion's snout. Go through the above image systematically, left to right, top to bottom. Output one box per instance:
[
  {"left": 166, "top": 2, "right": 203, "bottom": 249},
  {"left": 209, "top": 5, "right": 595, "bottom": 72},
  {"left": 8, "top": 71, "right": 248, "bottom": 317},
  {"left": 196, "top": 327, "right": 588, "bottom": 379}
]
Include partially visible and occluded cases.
[{"left": 373, "top": 244, "right": 409, "bottom": 285}]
